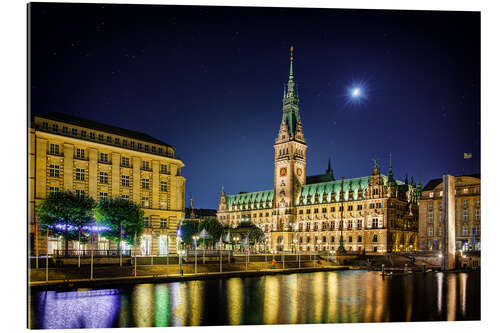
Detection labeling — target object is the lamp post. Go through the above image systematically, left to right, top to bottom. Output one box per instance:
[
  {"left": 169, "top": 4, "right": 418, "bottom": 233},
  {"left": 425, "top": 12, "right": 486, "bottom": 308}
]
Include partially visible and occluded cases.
[
  {"left": 193, "top": 235, "right": 199, "bottom": 274},
  {"left": 178, "top": 249, "right": 184, "bottom": 276}
]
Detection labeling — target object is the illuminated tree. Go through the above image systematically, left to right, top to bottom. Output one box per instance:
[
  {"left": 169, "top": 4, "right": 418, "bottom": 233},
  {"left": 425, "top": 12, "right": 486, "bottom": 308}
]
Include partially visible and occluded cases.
[
  {"left": 35, "top": 190, "right": 96, "bottom": 251},
  {"left": 94, "top": 196, "right": 144, "bottom": 248}
]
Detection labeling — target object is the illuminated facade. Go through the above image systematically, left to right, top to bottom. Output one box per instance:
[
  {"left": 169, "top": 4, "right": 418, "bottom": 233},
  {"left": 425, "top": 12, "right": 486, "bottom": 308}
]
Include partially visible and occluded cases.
[
  {"left": 217, "top": 49, "right": 420, "bottom": 253},
  {"left": 29, "top": 113, "right": 185, "bottom": 254},
  {"left": 418, "top": 174, "right": 480, "bottom": 251}
]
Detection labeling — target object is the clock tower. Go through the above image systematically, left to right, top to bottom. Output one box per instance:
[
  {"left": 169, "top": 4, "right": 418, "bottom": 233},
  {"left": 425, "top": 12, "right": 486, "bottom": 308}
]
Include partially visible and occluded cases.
[{"left": 272, "top": 47, "right": 307, "bottom": 249}]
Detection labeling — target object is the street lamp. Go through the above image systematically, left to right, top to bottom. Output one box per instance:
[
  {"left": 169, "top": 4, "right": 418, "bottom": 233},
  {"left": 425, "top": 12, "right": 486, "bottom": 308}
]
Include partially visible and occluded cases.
[
  {"left": 193, "top": 235, "right": 199, "bottom": 274},
  {"left": 178, "top": 249, "right": 185, "bottom": 276}
]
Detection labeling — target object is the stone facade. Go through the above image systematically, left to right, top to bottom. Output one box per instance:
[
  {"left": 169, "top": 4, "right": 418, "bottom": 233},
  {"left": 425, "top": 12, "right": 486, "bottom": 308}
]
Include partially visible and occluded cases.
[
  {"left": 217, "top": 48, "right": 420, "bottom": 253},
  {"left": 29, "top": 113, "right": 185, "bottom": 255},
  {"left": 418, "top": 174, "right": 480, "bottom": 251}
]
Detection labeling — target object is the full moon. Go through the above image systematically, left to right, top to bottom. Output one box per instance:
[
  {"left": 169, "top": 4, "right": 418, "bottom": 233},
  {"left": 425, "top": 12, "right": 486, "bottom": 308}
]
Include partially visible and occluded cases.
[{"left": 352, "top": 87, "right": 361, "bottom": 97}]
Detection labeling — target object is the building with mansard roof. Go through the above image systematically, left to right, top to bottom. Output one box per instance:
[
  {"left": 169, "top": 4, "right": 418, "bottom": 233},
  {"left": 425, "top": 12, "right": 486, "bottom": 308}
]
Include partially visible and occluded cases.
[{"left": 217, "top": 48, "right": 420, "bottom": 253}]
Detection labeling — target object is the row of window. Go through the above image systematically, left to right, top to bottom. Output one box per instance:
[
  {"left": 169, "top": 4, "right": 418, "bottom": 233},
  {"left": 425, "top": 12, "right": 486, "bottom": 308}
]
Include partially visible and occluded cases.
[
  {"left": 42, "top": 121, "right": 170, "bottom": 155},
  {"left": 48, "top": 144, "right": 173, "bottom": 174},
  {"left": 49, "top": 165, "right": 169, "bottom": 191},
  {"left": 428, "top": 187, "right": 480, "bottom": 198},
  {"left": 428, "top": 198, "right": 480, "bottom": 210},
  {"left": 298, "top": 203, "right": 382, "bottom": 215},
  {"left": 428, "top": 209, "right": 480, "bottom": 223},
  {"left": 142, "top": 217, "right": 168, "bottom": 229},
  {"left": 297, "top": 218, "right": 380, "bottom": 231},
  {"left": 428, "top": 225, "right": 481, "bottom": 237},
  {"left": 296, "top": 234, "right": 378, "bottom": 244}
]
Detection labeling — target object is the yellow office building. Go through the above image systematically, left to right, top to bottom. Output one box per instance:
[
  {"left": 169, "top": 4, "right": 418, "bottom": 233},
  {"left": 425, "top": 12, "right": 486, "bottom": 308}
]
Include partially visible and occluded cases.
[{"left": 29, "top": 113, "right": 185, "bottom": 255}]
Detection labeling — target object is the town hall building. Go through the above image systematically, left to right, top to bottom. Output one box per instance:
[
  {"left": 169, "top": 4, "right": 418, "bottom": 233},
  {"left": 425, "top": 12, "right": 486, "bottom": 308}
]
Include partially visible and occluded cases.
[{"left": 217, "top": 48, "right": 420, "bottom": 253}]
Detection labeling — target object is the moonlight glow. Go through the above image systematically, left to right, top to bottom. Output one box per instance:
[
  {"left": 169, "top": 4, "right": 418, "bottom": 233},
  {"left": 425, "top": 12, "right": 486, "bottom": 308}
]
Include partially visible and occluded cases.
[
  {"left": 344, "top": 80, "right": 369, "bottom": 106},
  {"left": 351, "top": 87, "right": 361, "bottom": 97}
]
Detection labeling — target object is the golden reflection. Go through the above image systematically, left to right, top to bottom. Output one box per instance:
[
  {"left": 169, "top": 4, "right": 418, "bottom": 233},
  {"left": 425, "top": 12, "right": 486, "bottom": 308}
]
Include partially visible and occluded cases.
[
  {"left": 327, "top": 271, "right": 339, "bottom": 323},
  {"left": 313, "top": 272, "right": 324, "bottom": 323},
  {"left": 436, "top": 272, "right": 443, "bottom": 314},
  {"left": 364, "top": 273, "right": 374, "bottom": 322},
  {"left": 459, "top": 273, "right": 468, "bottom": 317},
  {"left": 447, "top": 274, "right": 457, "bottom": 321},
  {"left": 285, "top": 275, "right": 298, "bottom": 324},
  {"left": 263, "top": 276, "right": 279, "bottom": 325},
  {"left": 404, "top": 276, "right": 413, "bottom": 321},
  {"left": 227, "top": 278, "right": 243, "bottom": 325},
  {"left": 188, "top": 281, "right": 203, "bottom": 326},
  {"left": 169, "top": 282, "right": 187, "bottom": 326},
  {"left": 132, "top": 284, "right": 154, "bottom": 327},
  {"left": 118, "top": 294, "right": 130, "bottom": 327}
]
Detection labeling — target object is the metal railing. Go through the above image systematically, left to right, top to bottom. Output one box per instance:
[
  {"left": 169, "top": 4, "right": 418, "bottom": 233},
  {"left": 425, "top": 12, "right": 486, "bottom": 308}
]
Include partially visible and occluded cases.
[{"left": 54, "top": 250, "right": 132, "bottom": 257}]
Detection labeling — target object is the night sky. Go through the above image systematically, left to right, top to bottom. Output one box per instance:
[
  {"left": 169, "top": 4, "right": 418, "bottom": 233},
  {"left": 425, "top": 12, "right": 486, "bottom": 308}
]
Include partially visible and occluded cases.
[{"left": 29, "top": 3, "right": 480, "bottom": 209}]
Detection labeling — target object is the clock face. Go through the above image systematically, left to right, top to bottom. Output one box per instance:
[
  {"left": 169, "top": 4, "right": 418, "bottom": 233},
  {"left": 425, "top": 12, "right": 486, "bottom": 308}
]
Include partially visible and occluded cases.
[
  {"left": 280, "top": 167, "right": 287, "bottom": 177},
  {"left": 297, "top": 168, "right": 302, "bottom": 176}
]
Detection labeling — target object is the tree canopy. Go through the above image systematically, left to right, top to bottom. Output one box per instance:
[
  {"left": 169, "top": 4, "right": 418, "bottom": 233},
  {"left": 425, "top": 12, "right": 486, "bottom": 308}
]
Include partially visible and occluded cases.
[
  {"left": 35, "top": 190, "right": 97, "bottom": 248},
  {"left": 94, "top": 196, "right": 144, "bottom": 246},
  {"left": 178, "top": 219, "right": 199, "bottom": 245}
]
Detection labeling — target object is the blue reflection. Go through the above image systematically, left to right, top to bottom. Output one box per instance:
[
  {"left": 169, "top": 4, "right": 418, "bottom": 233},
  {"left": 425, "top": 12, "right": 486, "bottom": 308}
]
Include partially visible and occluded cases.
[{"left": 38, "top": 289, "right": 120, "bottom": 329}]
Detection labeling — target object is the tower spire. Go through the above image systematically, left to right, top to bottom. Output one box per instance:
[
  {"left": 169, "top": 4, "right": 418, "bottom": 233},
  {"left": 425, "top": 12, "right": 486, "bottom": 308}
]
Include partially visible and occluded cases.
[{"left": 287, "top": 46, "right": 295, "bottom": 95}]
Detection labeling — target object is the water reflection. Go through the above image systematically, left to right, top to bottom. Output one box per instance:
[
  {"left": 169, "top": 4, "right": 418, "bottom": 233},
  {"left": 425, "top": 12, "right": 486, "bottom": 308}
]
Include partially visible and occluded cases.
[{"left": 30, "top": 270, "right": 480, "bottom": 329}]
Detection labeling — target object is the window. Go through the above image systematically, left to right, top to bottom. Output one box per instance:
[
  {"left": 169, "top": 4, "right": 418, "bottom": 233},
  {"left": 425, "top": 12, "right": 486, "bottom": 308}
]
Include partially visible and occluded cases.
[
  {"left": 42, "top": 122, "right": 48, "bottom": 129},
  {"left": 52, "top": 123, "right": 59, "bottom": 132},
  {"left": 62, "top": 126, "right": 68, "bottom": 134},
  {"left": 72, "top": 128, "right": 78, "bottom": 136},
  {"left": 80, "top": 130, "right": 87, "bottom": 138},
  {"left": 90, "top": 132, "right": 95, "bottom": 140},
  {"left": 98, "top": 134, "right": 104, "bottom": 142},
  {"left": 106, "top": 136, "right": 112, "bottom": 143},
  {"left": 114, "top": 138, "right": 120, "bottom": 145},
  {"left": 122, "top": 139, "right": 128, "bottom": 147},
  {"left": 130, "top": 141, "right": 135, "bottom": 148},
  {"left": 138, "top": 143, "right": 143, "bottom": 150},
  {"left": 49, "top": 144, "right": 59, "bottom": 155},
  {"left": 144, "top": 144, "right": 149, "bottom": 151},
  {"left": 152, "top": 146, "right": 156, "bottom": 153},
  {"left": 159, "top": 147, "right": 163, "bottom": 154},
  {"left": 76, "top": 148, "right": 85, "bottom": 160},
  {"left": 100, "top": 153, "right": 109, "bottom": 163},
  {"left": 121, "top": 157, "right": 130, "bottom": 167},
  {"left": 142, "top": 161, "right": 150, "bottom": 170},
  {"left": 49, "top": 164, "right": 60, "bottom": 177},
  {"left": 160, "top": 164, "right": 168, "bottom": 174},
  {"left": 76, "top": 168, "right": 85, "bottom": 181},
  {"left": 99, "top": 172, "right": 108, "bottom": 184},
  {"left": 121, "top": 175, "right": 130, "bottom": 187},
  {"left": 142, "top": 178, "right": 150, "bottom": 189},
  {"left": 160, "top": 181, "right": 167, "bottom": 192},
  {"left": 49, "top": 186, "right": 59, "bottom": 193},
  {"left": 373, "top": 188, "right": 379, "bottom": 195},
  {"left": 463, "top": 188, "right": 469, "bottom": 194},
  {"left": 76, "top": 189, "right": 85, "bottom": 197},
  {"left": 439, "top": 191, "right": 443, "bottom": 196},
  {"left": 99, "top": 192, "right": 108, "bottom": 201},
  {"left": 429, "top": 192, "right": 434, "bottom": 198},
  {"left": 122, "top": 194, "right": 129, "bottom": 200},
  {"left": 142, "top": 196, "right": 150, "bottom": 208},
  {"left": 476, "top": 198, "right": 480, "bottom": 206},
  {"left": 463, "top": 199, "right": 469, "bottom": 208},
  {"left": 439, "top": 201, "right": 443, "bottom": 209},
  {"left": 376, "top": 202, "right": 382, "bottom": 209},
  {"left": 428, "top": 202, "right": 433, "bottom": 210},
  {"left": 369, "top": 203, "right": 375, "bottom": 209},
  {"left": 348, "top": 205, "right": 353, "bottom": 211},
  {"left": 357, "top": 205, "right": 362, "bottom": 210},
  {"left": 339, "top": 206, "right": 344, "bottom": 211},
  {"left": 322, "top": 207, "right": 327, "bottom": 213},
  {"left": 331, "top": 207, "right": 335, "bottom": 212},
  {"left": 314, "top": 208, "right": 319, "bottom": 213},
  {"left": 306, "top": 209, "right": 311, "bottom": 214},
  {"left": 475, "top": 209, "right": 480, "bottom": 221},
  {"left": 298, "top": 210, "right": 303, "bottom": 215},
  {"left": 463, "top": 210, "right": 469, "bottom": 222},
  {"left": 428, "top": 212, "right": 433, "bottom": 223},
  {"left": 265, "top": 213, "right": 269, "bottom": 217},
  {"left": 144, "top": 217, "right": 150, "bottom": 228},
  {"left": 160, "top": 218, "right": 167, "bottom": 229},
  {"left": 372, "top": 218, "right": 379, "bottom": 228},
  {"left": 357, "top": 219, "right": 362, "bottom": 230},
  {"left": 348, "top": 220, "right": 353, "bottom": 230},
  {"left": 462, "top": 224, "right": 469, "bottom": 236},
  {"left": 428, "top": 226, "right": 434, "bottom": 236},
  {"left": 373, "top": 234, "right": 378, "bottom": 243},
  {"left": 357, "top": 235, "right": 362, "bottom": 242},
  {"left": 331, "top": 236, "right": 335, "bottom": 243},
  {"left": 348, "top": 236, "right": 352, "bottom": 243}
]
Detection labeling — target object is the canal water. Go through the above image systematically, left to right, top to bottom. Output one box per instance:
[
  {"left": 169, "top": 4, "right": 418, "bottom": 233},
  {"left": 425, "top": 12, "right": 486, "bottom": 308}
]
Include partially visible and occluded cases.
[{"left": 29, "top": 270, "right": 480, "bottom": 329}]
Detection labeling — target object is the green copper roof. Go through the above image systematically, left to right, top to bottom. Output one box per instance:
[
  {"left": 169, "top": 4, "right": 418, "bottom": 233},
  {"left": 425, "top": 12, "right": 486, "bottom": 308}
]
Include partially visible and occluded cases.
[{"left": 226, "top": 189, "right": 274, "bottom": 211}]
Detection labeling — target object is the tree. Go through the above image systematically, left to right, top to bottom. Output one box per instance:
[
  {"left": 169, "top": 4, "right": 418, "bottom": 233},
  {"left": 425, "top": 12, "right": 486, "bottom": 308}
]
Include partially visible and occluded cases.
[
  {"left": 35, "top": 190, "right": 96, "bottom": 251},
  {"left": 94, "top": 196, "right": 144, "bottom": 248},
  {"left": 199, "top": 218, "right": 224, "bottom": 248},
  {"left": 178, "top": 219, "right": 199, "bottom": 245},
  {"left": 248, "top": 224, "right": 265, "bottom": 245}
]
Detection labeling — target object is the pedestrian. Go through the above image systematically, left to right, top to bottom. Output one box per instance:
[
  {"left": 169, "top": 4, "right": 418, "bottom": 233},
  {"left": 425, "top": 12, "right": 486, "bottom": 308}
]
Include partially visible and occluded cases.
[{"left": 271, "top": 259, "right": 276, "bottom": 269}]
